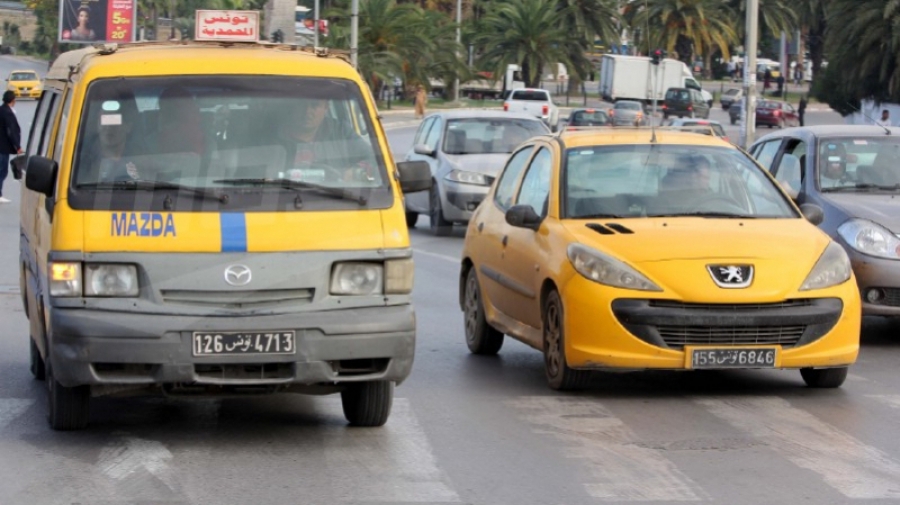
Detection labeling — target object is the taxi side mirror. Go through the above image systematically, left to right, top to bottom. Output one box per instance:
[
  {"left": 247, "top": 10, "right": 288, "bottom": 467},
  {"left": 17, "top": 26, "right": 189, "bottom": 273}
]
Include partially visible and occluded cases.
[
  {"left": 25, "top": 155, "right": 57, "bottom": 197},
  {"left": 396, "top": 160, "right": 432, "bottom": 193},
  {"left": 799, "top": 203, "right": 824, "bottom": 226},
  {"left": 506, "top": 204, "right": 542, "bottom": 231}
]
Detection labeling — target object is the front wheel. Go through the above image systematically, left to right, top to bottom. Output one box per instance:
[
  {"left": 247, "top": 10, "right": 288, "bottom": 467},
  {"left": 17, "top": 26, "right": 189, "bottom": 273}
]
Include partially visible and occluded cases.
[
  {"left": 463, "top": 267, "right": 504, "bottom": 355},
  {"left": 543, "top": 290, "right": 591, "bottom": 391},
  {"left": 46, "top": 360, "right": 90, "bottom": 431},
  {"left": 800, "top": 367, "right": 848, "bottom": 388},
  {"left": 341, "top": 381, "right": 394, "bottom": 426}
]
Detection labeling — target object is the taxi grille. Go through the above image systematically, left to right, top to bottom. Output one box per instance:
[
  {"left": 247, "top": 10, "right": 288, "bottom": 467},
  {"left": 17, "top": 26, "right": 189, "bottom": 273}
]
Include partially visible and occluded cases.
[
  {"left": 161, "top": 288, "right": 314, "bottom": 309},
  {"left": 879, "top": 288, "right": 900, "bottom": 307},
  {"left": 657, "top": 325, "right": 806, "bottom": 348}
]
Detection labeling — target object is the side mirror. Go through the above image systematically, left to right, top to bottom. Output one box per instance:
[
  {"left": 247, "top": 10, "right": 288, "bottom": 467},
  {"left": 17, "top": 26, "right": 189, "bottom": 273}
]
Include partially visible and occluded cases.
[
  {"left": 413, "top": 144, "right": 435, "bottom": 157},
  {"left": 24, "top": 155, "right": 57, "bottom": 197},
  {"left": 396, "top": 160, "right": 432, "bottom": 193},
  {"left": 799, "top": 203, "right": 824, "bottom": 226},
  {"left": 505, "top": 204, "right": 542, "bottom": 231}
]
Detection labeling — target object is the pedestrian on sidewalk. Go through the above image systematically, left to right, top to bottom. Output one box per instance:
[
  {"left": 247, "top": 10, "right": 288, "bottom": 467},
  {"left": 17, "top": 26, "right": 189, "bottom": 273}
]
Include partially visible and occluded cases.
[
  {"left": 414, "top": 85, "right": 427, "bottom": 119},
  {"left": 0, "top": 90, "right": 22, "bottom": 204},
  {"left": 798, "top": 95, "right": 807, "bottom": 127},
  {"left": 876, "top": 109, "right": 892, "bottom": 127}
]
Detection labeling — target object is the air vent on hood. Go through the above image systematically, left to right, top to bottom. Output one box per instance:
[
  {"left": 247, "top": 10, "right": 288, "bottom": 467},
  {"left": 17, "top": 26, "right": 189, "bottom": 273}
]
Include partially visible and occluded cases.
[
  {"left": 586, "top": 223, "right": 634, "bottom": 235},
  {"left": 606, "top": 223, "right": 634, "bottom": 234}
]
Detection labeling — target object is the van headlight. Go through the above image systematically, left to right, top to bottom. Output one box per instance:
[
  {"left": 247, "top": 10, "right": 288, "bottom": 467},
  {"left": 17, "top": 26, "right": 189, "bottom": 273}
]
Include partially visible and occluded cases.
[
  {"left": 445, "top": 170, "right": 491, "bottom": 186},
  {"left": 837, "top": 219, "right": 900, "bottom": 259},
  {"left": 800, "top": 242, "right": 852, "bottom": 291},
  {"left": 567, "top": 244, "right": 662, "bottom": 291},
  {"left": 330, "top": 262, "right": 383, "bottom": 295},
  {"left": 84, "top": 264, "right": 139, "bottom": 297}
]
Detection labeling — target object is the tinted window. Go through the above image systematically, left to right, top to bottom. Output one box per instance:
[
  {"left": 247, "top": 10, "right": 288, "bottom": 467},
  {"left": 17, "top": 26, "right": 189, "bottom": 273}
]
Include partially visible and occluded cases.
[
  {"left": 9, "top": 72, "right": 37, "bottom": 81},
  {"left": 666, "top": 89, "right": 690, "bottom": 101},
  {"left": 724, "top": 89, "right": 741, "bottom": 97},
  {"left": 510, "top": 90, "right": 549, "bottom": 101},
  {"left": 616, "top": 101, "right": 641, "bottom": 110},
  {"left": 570, "top": 110, "right": 609, "bottom": 126},
  {"left": 817, "top": 136, "right": 900, "bottom": 190},
  {"left": 754, "top": 140, "right": 782, "bottom": 170},
  {"left": 494, "top": 146, "right": 534, "bottom": 211},
  {"left": 516, "top": 148, "right": 552, "bottom": 215}
]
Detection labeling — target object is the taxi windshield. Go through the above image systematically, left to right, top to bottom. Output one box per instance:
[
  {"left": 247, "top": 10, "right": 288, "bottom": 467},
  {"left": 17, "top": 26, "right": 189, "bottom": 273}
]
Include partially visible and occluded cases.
[
  {"left": 10, "top": 72, "right": 36, "bottom": 81},
  {"left": 70, "top": 75, "right": 391, "bottom": 212},
  {"left": 817, "top": 136, "right": 900, "bottom": 191},
  {"left": 564, "top": 144, "right": 797, "bottom": 219}
]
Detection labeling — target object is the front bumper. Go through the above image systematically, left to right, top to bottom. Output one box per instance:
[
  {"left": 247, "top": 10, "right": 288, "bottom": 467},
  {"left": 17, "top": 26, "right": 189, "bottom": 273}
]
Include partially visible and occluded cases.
[
  {"left": 11, "top": 88, "right": 40, "bottom": 99},
  {"left": 441, "top": 180, "right": 489, "bottom": 222},
  {"left": 847, "top": 248, "right": 900, "bottom": 316},
  {"left": 561, "top": 274, "right": 860, "bottom": 371},
  {"left": 47, "top": 304, "right": 416, "bottom": 388}
]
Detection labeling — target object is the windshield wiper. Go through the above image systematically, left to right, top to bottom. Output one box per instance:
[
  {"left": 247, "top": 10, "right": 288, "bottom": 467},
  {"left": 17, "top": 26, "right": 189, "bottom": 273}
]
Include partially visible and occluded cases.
[
  {"left": 214, "top": 178, "right": 367, "bottom": 205},
  {"left": 77, "top": 180, "right": 227, "bottom": 203},
  {"left": 823, "top": 183, "right": 900, "bottom": 192},
  {"left": 647, "top": 211, "right": 758, "bottom": 219}
]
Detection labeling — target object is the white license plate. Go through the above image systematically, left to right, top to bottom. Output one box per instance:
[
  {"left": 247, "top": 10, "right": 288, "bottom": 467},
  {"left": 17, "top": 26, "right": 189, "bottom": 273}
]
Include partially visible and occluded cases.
[
  {"left": 192, "top": 331, "right": 296, "bottom": 356},
  {"left": 690, "top": 348, "right": 776, "bottom": 369}
]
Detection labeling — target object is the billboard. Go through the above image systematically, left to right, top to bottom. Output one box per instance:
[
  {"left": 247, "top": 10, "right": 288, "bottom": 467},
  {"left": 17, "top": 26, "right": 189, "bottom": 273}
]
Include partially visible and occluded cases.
[{"left": 58, "top": 0, "right": 136, "bottom": 44}]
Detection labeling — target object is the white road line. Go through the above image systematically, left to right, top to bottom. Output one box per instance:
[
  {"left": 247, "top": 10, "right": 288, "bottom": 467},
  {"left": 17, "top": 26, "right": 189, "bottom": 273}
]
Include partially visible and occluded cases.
[
  {"left": 413, "top": 248, "right": 459, "bottom": 264},
  {"left": 866, "top": 394, "right": 900, "bottom": 409},
  {"left": 509, "top": 397, "right": 706, "bottom": 502},
  {"left": 698, "top": 397, "right": 900, "bottom": 499},
  {"left": 323, "top": 398, "right": 460, "bottom": 503},
  {"left": 0, "top": 399, "right": 33, "bottom": 429},
  {"left": 97, "top": 433, "right": 184, "bottom": 498}
]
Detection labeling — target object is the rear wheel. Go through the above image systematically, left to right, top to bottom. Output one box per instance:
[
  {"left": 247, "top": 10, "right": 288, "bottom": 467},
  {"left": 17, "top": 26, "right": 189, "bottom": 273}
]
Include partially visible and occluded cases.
[
  {"left": 429, "top": 184, "right": 453, "bottom": 237},
  {"left": 405, "top": 211, "right": 418, "bottom": 228},
  {"left": 463, "top": 268, "right": 504, "bottom": 355},
  {"left": 543, "top": 290, "right": 591, "bottom": 391},
  {"left": 30, "top": 337, "right": 45, "bottom": 380},
  {"left": 46, "top": 360, "right": 90, "bottom": 431},
  {"left": 800, "top": 367, "right": 848, "bottom": 388},
  {"left": 341, "top": 381, "right": 393, "bottom": 427}
]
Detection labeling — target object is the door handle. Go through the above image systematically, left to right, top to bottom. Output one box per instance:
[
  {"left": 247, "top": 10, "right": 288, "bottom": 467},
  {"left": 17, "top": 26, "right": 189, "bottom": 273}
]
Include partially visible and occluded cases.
[{"left": 502, "top": 235, "right": 508, "bottom": 247}]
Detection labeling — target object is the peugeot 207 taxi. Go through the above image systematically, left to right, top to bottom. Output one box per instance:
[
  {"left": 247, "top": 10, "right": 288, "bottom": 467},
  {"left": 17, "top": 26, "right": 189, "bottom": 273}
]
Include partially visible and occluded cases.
[
  {"left": 18, "top": 38, "right": 432, "bottom": 430},
  {"left": 6, "top": 69, "right": 41, "bottom": 99},
  {"left": 459, "top": 128, "right": 860, "bottom": 390}
]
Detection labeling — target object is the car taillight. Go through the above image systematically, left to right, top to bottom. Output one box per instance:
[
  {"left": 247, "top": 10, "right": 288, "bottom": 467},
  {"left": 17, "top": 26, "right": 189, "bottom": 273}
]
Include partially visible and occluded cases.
[
  {"left": 503, "top": 103, "right": 509, "bottom": 112},
  {"left": 542, "top": 104, "right": 549, "bottom": 115},
  {"left": 662, "top": 104, "right": 667, "bottom": 109},
  {"left": 688, "top": 105, "right": 693, "bottom": 111},
  {"left": 774, "top": 110, "right": 782, "bottom": 117}
]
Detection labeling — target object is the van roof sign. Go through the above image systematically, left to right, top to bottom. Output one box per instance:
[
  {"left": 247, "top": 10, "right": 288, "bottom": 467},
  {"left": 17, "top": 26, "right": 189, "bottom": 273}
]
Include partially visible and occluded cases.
[{"left": 195, "top": 10, "right": 259, "bottom": 42}]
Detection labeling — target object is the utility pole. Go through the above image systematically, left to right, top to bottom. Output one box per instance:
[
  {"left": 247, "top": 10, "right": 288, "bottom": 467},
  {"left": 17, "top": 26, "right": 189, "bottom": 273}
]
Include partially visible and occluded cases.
[
  {"left": 350, "top": 0, "right": 359, "bottom": 69},
  {"left": 453, "top": 0, "right": 461, "bottom": 103},
  {"left": 740, "top": 0, "right": 758, "bottom": 149}
]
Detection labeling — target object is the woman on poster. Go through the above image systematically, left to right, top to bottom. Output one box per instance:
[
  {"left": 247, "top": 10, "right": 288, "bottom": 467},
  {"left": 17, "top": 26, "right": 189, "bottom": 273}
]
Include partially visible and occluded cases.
[{"left": 63, "top": 5, "right": 97, "bottom": 42}]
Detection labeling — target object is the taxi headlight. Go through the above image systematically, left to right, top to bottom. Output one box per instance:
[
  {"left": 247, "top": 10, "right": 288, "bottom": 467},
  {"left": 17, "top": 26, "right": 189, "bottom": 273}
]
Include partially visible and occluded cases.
[
  {"left": 445, "top": 169, "right": 491, "bottom": 186},
  {"left": 837, "top": 219, "right": 900, "bottom": 259},
  {"left": 800, "top": 242, "right": 852, "bottom": 291},
  {"left": 567, "top": 243, "right": 662, "bottom": 291},
  {"left": 385, "top": 258, "right": 414, "bottom": 294},
  {"left": 49, "top": 262, "right": 81, "bottom": 297},
  {"left": 330, "top": 262, "right": 383, "bottom": 295},
  {"left": 84, "top": 264, "right": 139, "bottom": 297}
]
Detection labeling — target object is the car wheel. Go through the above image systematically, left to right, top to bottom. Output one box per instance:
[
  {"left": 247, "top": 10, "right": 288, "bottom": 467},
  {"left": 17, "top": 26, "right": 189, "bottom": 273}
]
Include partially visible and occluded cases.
[
  {"left": 730, "top": 116, "right": 736, "bottom": 125},
  {"left": 429, "top": 184, "right": 453, "bottom": 237},
  {"left": 405, "top": 211, "right": 418, "bottom": 228},
  {"left": 463, "top": 267, "right": 504, "bottom": 355},
  {"left": 543, "top": 290, "right": 591, "bottom": 391},
  {"left": 30, "top": 337, "right": 45, "bottom": 380},
  {"left": 46, "top": 359, "right": 90, "bottom": 431},
  {"left": 800, "top": 367, "right": 848, "bottom": 388},
  {"left": 341, "top": 381, "right": 393, "bottom": 427}
]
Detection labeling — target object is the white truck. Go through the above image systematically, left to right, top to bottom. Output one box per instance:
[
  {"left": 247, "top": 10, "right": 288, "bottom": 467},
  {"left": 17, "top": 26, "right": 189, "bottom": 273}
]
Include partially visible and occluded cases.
[
  {"left": 599, "top": 54, "right": 705, "bottom": 104},
  {"left": 503, "top": 88, "right": 560, "bottom": 131}
]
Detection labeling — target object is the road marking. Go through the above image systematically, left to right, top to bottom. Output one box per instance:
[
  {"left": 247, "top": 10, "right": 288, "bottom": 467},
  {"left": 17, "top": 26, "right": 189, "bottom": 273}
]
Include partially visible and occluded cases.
[
  {"left": 413, "top": 248, "right": 459, "bottom": 264},
  {"left": 866, "top": 395, "right": 900, "bottom": 408},
  {"left": 698, "top": 396, "right": 900, "bottom": 499},
  {"left": 509, "top": 397, "right": 705, "bottom": 501},
  {"left": 323, "top": 398, "right": 460, "bottom": 503},
  {"left": 0, "top": 399, "right": 33, "bottom": 429},
  {"left": 97, "top": 433, "right": 184, "bottom": 499}
]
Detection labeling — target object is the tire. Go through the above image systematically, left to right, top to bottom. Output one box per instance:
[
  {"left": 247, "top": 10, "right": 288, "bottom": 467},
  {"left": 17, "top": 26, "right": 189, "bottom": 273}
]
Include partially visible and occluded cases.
[
  {"left": 730, "top": 116, "right": 736, "bottom": 125},
  {"left": 429, "top": 184, "right": 453, "bottom": 237},
  {"left": 405, "top": 211, "right": 418, "bottom": 228},
  {"left": 463, "top": 268, "right": 504, "bottom": 355},
  {"left": 542, "top": 290, "right": 591, "bottom": 391},
  {"left": 30, "top": 337, "right": 45, "bottom": 381},
  {"left": 46, "top": 360, "right": 90, "bottom": 431},
  {"left": 800, "top": 367, "right": 848, "bottom": 388},
  {"left": 341, "top": 381, "right": 393, "bottom": 427}
]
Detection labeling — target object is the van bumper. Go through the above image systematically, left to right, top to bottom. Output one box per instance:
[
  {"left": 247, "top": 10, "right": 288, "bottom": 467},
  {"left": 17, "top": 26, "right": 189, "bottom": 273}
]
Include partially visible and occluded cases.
[{"left": 47, "top": 305, "right": 416, "bottom": 388}]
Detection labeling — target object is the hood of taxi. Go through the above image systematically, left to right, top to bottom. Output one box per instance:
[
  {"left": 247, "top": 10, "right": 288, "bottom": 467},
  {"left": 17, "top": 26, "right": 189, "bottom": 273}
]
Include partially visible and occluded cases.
[
  {"left": 444, "top": 153, "right": 510, "bottom": 176},
  {"left": 823, "top": 193, "right": 900, "bottom": 232},
  {"left": 77, "top": 209, "right": 395, "bottom": 253},
  {"left": 563, "top": 218, "right": 833, "bottom": 299}
]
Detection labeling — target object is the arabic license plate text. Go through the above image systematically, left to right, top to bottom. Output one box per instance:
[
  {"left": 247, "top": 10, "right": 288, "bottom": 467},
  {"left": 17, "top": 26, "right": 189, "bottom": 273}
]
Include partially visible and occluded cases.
[
  {"left": 192, "top": 331, "right": 296, "bottom": 356},
  {"left": 691, "top": 348, "right": 776, "bottom": 369}
]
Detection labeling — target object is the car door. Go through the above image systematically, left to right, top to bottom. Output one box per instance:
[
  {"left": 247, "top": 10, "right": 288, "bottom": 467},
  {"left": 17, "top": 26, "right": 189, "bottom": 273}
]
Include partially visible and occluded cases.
[
  {"left": 693, "top": 90, "right": 710, "bottom": 118},
  {"left": 783, "top": 103, "right": 799, "bottom": 127},
  {"left": 404, "top": 116, "right": 440, "bottom": 213},
  {"left": 768, "top": 138, "right": 807, "bottom": 201},
  {"left": 493, "top": 144, "right": 554, "bottom": 329}
]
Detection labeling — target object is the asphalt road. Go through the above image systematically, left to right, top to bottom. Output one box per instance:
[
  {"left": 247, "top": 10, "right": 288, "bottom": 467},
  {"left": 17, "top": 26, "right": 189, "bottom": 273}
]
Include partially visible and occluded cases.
[{"left": 3, "top": 55, "right": 900, "bottom": 504}]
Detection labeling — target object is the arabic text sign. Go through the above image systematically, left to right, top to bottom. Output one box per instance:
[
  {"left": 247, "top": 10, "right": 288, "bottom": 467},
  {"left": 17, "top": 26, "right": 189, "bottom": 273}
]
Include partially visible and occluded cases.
[{"left": 195, "top": 10, "right": 259, "bottom": 42}]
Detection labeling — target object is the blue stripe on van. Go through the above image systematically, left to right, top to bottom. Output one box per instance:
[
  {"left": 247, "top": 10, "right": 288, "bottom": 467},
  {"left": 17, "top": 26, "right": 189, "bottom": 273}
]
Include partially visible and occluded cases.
[{"left": 220, "top": 213, "right": 247, "bottom": 252}]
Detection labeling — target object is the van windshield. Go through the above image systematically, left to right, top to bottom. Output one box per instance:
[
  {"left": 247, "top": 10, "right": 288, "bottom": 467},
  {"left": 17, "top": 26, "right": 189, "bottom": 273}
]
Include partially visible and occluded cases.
[{"left": 69, "top": 75, "right": 392, "bottom": 212}]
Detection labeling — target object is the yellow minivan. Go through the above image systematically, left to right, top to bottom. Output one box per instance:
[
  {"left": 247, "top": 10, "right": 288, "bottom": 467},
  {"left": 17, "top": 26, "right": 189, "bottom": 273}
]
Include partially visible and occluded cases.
[{"left": 18, "top": 41, "right": 431, "bottom": 430}]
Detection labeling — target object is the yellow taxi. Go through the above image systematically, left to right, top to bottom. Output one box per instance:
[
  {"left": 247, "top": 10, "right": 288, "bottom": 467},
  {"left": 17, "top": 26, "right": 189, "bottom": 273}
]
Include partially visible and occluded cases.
[
  {"left": 6, "top": 69, "right": 41, "bottom": 99},
  {"left": 459, "top": 129, "right": 861, "bottom": 390}
]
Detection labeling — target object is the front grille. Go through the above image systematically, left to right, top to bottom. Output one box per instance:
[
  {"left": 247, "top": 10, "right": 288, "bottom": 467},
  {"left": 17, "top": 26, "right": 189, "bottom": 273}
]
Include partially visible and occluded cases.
[
  {"left": 161, "top": 288, "right": 314, "bottom": 309},
  {"left": 880, "top": 288, "right": 900, "bottom": 307},
  {"left": 649, "top": 299, "right": 813, "bottom": 311},
  {"left": 657, "top": 325, "right": 806, "bottom": 348},
  {"left": 195, "top": 363, "right": 293, "bottom": 381}
]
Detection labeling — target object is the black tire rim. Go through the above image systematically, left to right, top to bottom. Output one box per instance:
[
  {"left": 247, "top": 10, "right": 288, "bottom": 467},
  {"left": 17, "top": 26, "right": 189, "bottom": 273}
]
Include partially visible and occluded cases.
[
  {"left": 464, "top": 273, "right": 479, "bottom": 344},
  {"left": 544, "top": 299, "right": 562, "bottom": 378}
]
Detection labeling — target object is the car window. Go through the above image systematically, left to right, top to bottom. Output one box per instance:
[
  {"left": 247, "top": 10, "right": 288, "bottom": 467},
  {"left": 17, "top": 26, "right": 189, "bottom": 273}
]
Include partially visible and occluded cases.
[
  {"left": 10, "top": 72, "right": 37, "bottom": 81},
  {"left": 510, "top": 90, "right": 549, "bottom": 101},
  {"left": 26, "top": 91, "right": 54, "bottom": 156},
  {"left": 616, "top": 102, "right": 641, "bottom": 110},
  {"left": 570, "top": 110, "right": 608, "bottom": 125},
  {"left": 413, "top": 117, "right": 434, "bottom": 146},
  {"left": 425, "top": 117, "right": 442, "bottom": 151},
  {"left": 442, "top": 118, "right": 548, "bottom": 154},
  {"left": 817, "top": 136, "right": 900, "bottom": 190},
  {"left": 754, "top": 140, "right": 782, "bottom": 170},
  {"left": 494, "top": 146, "right": 534, "bottom": 211},
  {"left": 515, "top": 147, "right": 552, "bottom": 215}
]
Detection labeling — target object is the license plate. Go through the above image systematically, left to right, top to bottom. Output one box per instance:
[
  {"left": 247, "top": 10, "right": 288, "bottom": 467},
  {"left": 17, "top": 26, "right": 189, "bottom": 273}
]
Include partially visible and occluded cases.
[
  {"left": 192, "top": 331, "right": 296, "bottom": 356},
  {"left": 689, "top": 348, "right": 776, "bottom": 369}
]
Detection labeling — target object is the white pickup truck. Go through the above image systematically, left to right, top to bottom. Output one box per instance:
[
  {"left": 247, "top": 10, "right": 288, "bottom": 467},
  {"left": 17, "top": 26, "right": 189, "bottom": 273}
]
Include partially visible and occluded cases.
[{"left": 503, "top": 88, "right": 560, "bottom": 132}]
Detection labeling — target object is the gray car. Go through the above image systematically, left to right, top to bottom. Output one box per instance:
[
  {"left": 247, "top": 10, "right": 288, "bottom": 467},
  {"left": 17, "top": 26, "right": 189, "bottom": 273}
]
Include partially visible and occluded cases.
[
  {"left": 610, "top": 100, "right": 648, "bottom": 126},
  {"left": 404, "top": 111, "right": 550, "bottom": 235},
  {"left": 750, "top": 125, "right": 900, "bottom": 317}
]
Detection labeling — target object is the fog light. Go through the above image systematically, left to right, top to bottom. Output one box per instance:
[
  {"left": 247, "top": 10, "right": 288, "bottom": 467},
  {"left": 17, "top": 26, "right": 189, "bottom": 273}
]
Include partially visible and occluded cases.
[
  {"left": 467, "top": 202, "right": 478, "bottom": 211},
  {"left": 866, "top": 288, "right": 884, "bottom": 304}
]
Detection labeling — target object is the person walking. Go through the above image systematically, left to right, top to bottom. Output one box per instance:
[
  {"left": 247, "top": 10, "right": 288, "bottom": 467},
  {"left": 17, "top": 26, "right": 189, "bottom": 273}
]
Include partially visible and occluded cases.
[
  {"left": 414, "top": 85, "right": 427, "bottom": 119},
  {"left": 0, "top": 90, "right": 22, "bottom": 204},
  {"left": 798, "top": 95, "right": 807, "bottom": 127},
  {"left": 876, "top": 109, "right": 893, "bottom": 127}
]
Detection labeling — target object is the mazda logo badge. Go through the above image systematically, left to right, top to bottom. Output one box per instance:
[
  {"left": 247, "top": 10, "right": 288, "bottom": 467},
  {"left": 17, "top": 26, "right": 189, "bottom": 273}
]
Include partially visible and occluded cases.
[
  {"left": 224, "top": 264, "right": 252, "bottom": 286},
  {"left": 707, "top": 264, "right": 754, "bottom": 289}
]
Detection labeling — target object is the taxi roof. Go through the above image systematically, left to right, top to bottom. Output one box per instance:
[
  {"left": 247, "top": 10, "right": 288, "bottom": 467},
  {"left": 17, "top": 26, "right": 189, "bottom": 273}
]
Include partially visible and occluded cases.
[
  {"left": 45, "top": 42, "right": 355, "bottom": 83},
  {"left": 557, "top": 128, "right": 732, "bottom": 149}
]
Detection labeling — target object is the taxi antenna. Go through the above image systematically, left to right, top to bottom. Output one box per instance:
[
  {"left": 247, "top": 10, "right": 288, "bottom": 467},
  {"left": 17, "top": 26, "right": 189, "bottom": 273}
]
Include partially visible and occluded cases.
[{"left": 849, "top": 101, "right": 891, "bottom": 135}]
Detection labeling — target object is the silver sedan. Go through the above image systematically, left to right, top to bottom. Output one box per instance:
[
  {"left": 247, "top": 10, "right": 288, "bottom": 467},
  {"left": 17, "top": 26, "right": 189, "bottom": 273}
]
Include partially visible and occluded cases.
[{"left": 403, "top": 111, "right": 550, "bottom": 235}]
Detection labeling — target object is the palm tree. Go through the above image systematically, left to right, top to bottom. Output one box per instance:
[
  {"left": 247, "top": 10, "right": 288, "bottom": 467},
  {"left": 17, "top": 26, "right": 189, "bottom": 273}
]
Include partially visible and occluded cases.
[
  {"left": 472, "top": 0, "right": 574, "bottom": 88},
  {"left": 555, "top": 0, "right": 621, "bottom": 92},
  {"left": 727, "top": 0, "right": 797, "bottom": 41},
  {"left": 796, "top": 0, "right": 827, "bottom": 85}
]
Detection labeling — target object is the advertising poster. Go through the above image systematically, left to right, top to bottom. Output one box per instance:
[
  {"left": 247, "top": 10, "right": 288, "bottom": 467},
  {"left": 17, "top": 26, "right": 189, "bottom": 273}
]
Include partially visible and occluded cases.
[{"left": 58, "top": 0, "right": 136, "bottom": 44}]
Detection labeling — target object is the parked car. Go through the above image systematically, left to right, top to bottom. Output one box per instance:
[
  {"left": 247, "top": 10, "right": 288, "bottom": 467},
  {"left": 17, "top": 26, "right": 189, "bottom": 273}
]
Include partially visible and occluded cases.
[
  {"left": 662, "top": 87, "right": 710, "bottom": 119},
  {"left": 503, "top": 88, "right": 560, "bottom": 131},
  {"left": 720, "top": 88, "right": 742, "bottom": 110},
  {"left": 609, "top": 100, "right": 648, "bottom": 126},
  {"left": 756, "top": 100, "right": 800, "bottom": 129},
  {"left": 563, "top": 108, "right": 610, "bottom": 129},
  {"left": 404, "top": 111, "right": 550, "bottom": 235},
  {"left": 663, "top": 118, "right": 729, "bottom": 142},
  {"left": 750, "top": 125, "right": 900, "bottom": 318},
  {"left": 459, "top": 128, "right": 859, "bottom": 390}
]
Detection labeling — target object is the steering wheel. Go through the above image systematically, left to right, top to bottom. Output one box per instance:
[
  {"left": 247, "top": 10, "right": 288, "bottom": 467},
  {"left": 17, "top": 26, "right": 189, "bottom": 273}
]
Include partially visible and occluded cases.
[{"left": 692, "top": 194, "right": 746, "bottom": 213}]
